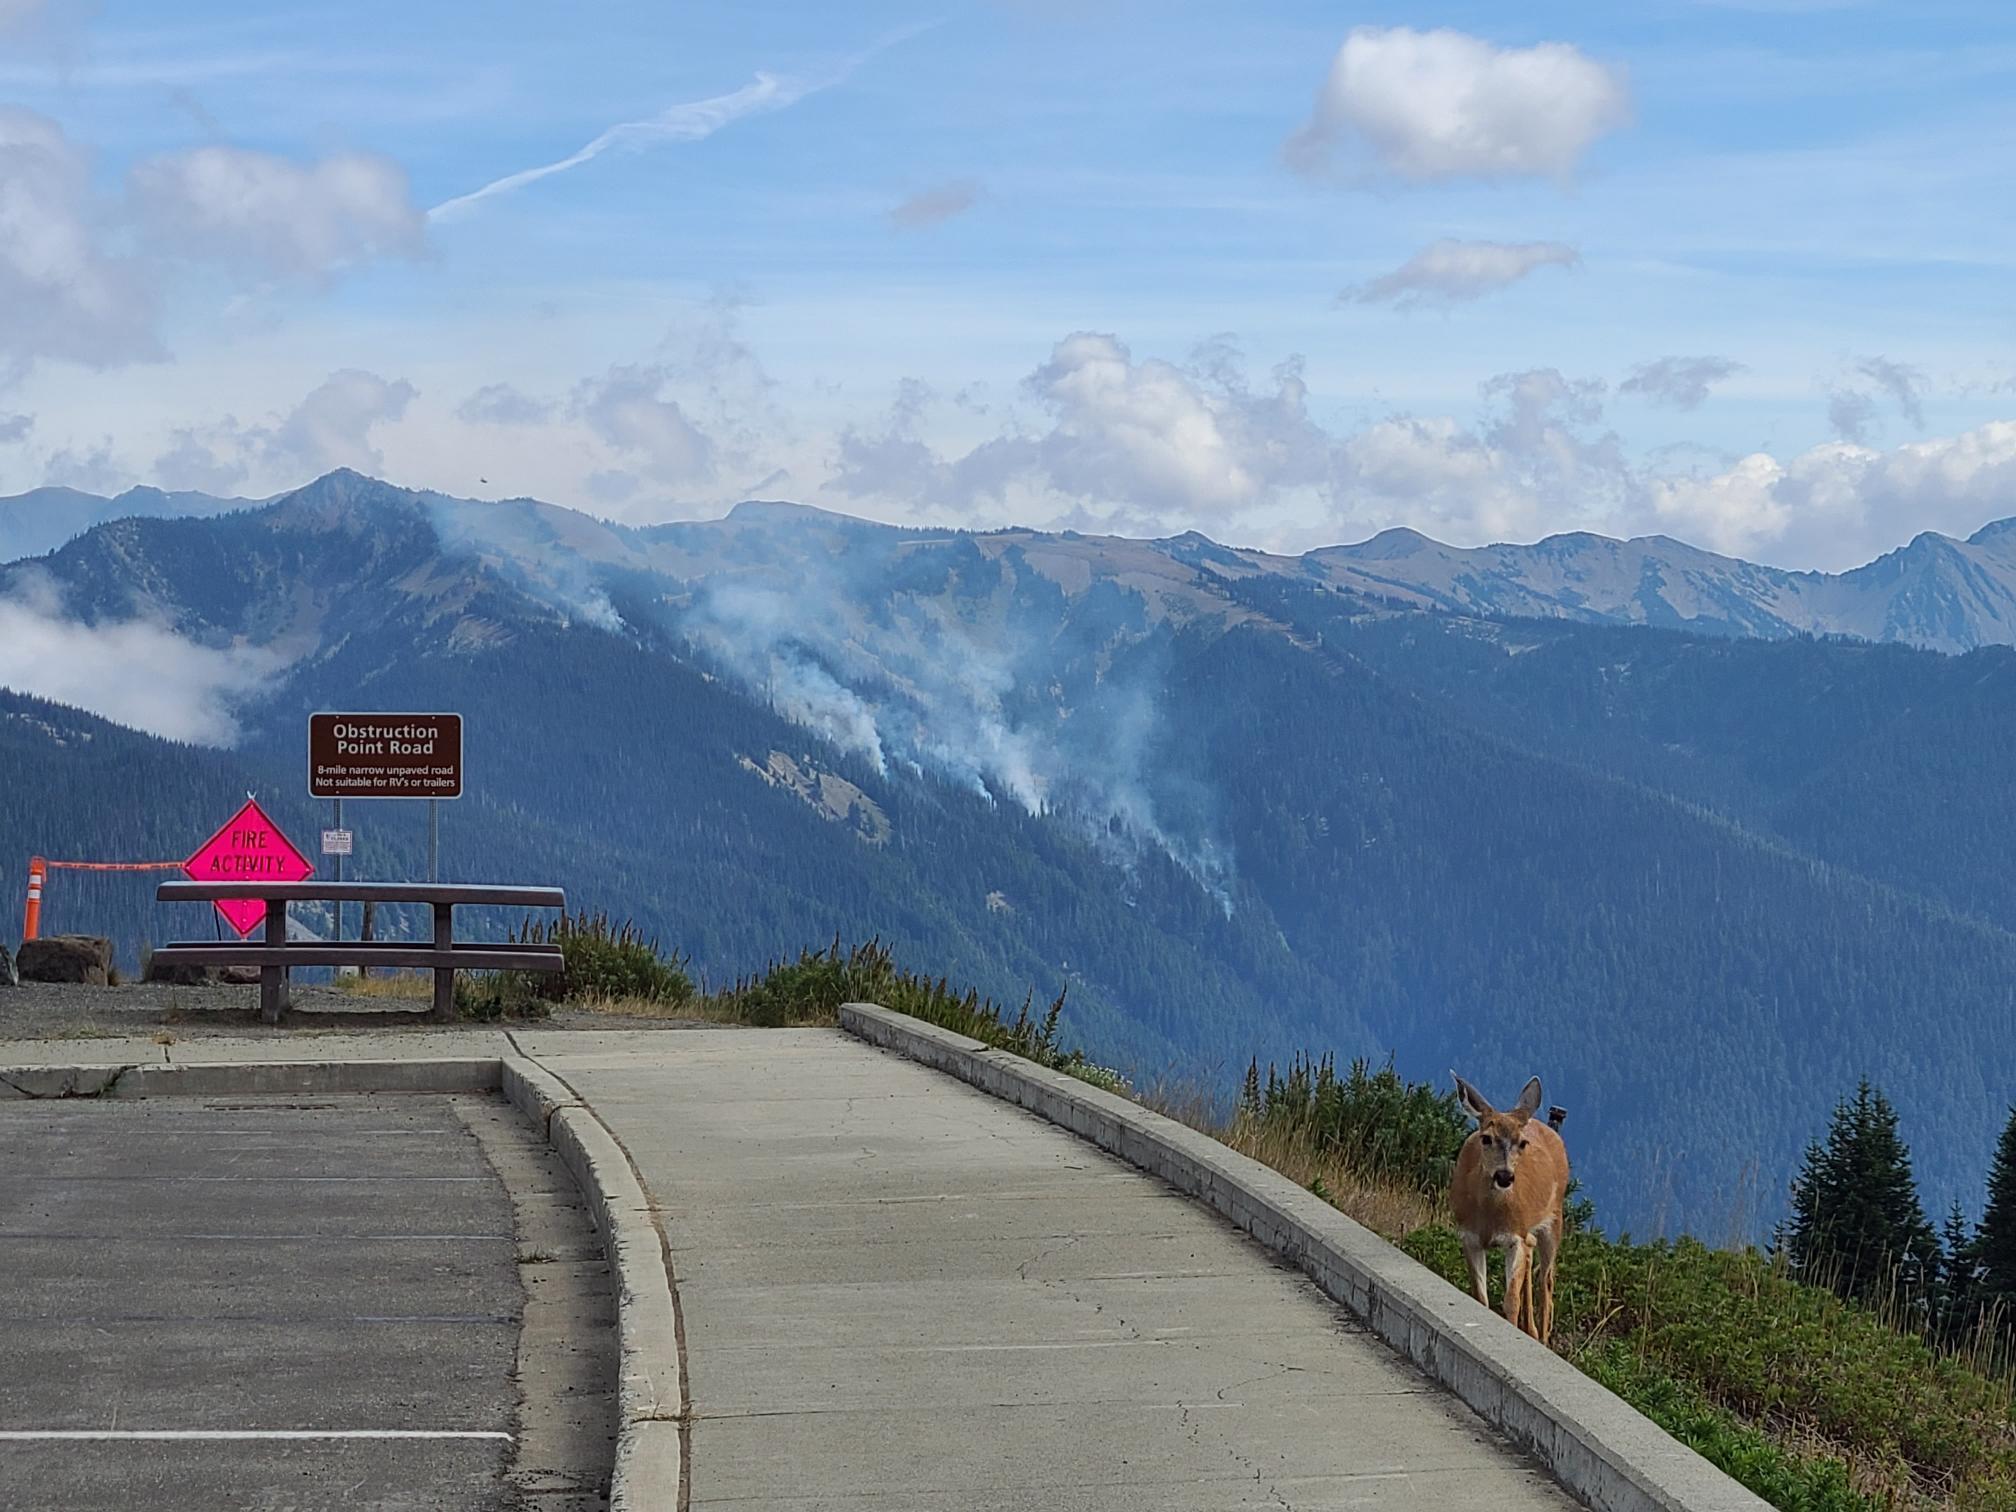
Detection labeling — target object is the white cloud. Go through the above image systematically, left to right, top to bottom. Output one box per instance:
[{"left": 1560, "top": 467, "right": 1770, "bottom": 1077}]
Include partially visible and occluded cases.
[
  {"left": 0, "top": 0, "right": 82, "bottom": 42},
  {"left": 1287, "top": 27, "right": 1630, "bottom": 183},
  {"left": 0, "top": 108, "right": 158, "bottom": 378},
  {"left": 130, "top": 145, "right": 425, "bottom": 279},
  {"left": 889, "top": 180, "right": 982, "bottom": 229},
  {"left": 1344, "top": 239, "right": 1579, "bottom": 307},
  {"left": 1026, "top": 333, "right": 1334, "bottom": 523},
  {"left": 828, "top": 335, "right": 1337, "bottom": 538},
  {"left": 1855, "top": 355, "right": 1926, "bottom": 427},
  {"left": 1619, "top": 356, "right": 1745, "bottom": 410},
  {"left": 1825, "top": 356, "right": 1927, "bottom": 443},
  {"left": 574, "top": 365, "right": 713, "bottom": 483},
  {"left": 147, "top": 369, "right": 417, "bottom": 491},
  {"left": 263, "top": 369, "right": 416, "bottom": 475},
  {"left": 1324, "top": 369, "right": 1627, "bottom": 545},
  {"left": 457, "top": 383, "right": 554, "bottom": 426},
  {"left": 1828, "top": 388, "right": 1877, "bottom": 444},
  {"left": 0, "top": 412, "right": 29, "bottom": 443},
  {"left": 1648, "top": 423, "right": 2016, "bottom": 567},
  {"left": 154, "top": 424, "right": 249, "bottom": 494},
  {"left": 43, "top": 439, "right": 128, "bottom": 494},
  {"left": 0, "top": 570, "right": 285, "bottom": 744}
]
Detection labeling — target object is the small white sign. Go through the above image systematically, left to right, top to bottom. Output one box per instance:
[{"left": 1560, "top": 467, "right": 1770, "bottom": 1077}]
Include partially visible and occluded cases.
[{"left": 321, "top": 828, "right": 353, "bottom": 856}]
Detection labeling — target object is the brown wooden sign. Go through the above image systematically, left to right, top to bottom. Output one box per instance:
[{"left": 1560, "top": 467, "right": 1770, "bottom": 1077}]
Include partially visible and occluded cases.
[{"left": 309, "top": 713, "right": 463, "bottom": 800}]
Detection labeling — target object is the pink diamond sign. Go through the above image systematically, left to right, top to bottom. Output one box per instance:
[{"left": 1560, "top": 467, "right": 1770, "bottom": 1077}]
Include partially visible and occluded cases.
[{"left": 184, "top": 798, "right": 315, "bottom": 938}]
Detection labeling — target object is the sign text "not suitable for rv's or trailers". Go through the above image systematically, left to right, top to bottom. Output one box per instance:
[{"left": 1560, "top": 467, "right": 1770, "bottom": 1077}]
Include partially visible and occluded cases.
[{"left": 309, "top": 713, "right": 463, "bottom": 800}]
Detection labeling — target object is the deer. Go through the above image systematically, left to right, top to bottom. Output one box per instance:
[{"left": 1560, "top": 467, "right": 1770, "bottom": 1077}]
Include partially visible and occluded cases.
[{"left": 1449, "top": 1073, "right": 1570, "bottom": 1345}]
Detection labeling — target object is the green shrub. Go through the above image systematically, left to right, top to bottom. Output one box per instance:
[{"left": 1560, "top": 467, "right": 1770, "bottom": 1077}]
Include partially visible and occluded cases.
[
  {"left": 508, "top": 909, "right": 692, "bottom": 1005},
  {"left": 702, "top": 936, "right": 1128, "bottom": 1089},
  {"left": 452, "top": 972, "right": 552, "bottom": 1022},
  {"left": 1238, "top": 1052, "right": 1467, "bottom": 1192}
]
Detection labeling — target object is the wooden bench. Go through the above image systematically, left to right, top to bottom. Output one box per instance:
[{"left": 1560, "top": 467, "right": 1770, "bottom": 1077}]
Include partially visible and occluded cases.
[{"left": 153, "top": 881, "right": 567, "bottom": 1024}]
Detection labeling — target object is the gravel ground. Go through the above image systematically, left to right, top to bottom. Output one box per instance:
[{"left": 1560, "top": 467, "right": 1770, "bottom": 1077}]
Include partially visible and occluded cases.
[{"left": 0, "top": 978, "right": 715, "bottom": 1042}]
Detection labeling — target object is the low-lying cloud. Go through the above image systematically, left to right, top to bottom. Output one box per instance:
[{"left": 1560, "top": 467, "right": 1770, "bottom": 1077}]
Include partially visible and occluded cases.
[
  {"left": 813, "top": 330, "right": 2009, "bottom": 573},
  {"left": 152, "top": 369, "right": 418, "bottom": 492},
  {"left": 0, "top": 571, "right": 286, "bottom": 744}
]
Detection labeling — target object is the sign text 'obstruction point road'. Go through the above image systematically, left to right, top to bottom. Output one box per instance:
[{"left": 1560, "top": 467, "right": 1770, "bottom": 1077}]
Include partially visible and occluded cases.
[
  {"left": 310, "top": 713, "right": 463, "bottom": 800},
  {"left": 184, "top": 798, "right": 315, "bottom": 938}
]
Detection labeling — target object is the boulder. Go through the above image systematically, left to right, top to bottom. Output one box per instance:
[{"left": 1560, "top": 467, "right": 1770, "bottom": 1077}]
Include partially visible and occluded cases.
[
  {"left": 17, "top": 934, "right": 114, "bottom": 986},
  {"left": 0, "top": 942, "right": 16, "bottom": 988},
  {"left": 143, "top": 955, "right": 213, "bottom": 987}
]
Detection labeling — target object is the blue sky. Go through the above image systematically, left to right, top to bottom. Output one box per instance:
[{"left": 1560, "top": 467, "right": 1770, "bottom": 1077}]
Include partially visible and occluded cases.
[{"left": 2, "top": 0, "right": 2014, "bottom": 568}]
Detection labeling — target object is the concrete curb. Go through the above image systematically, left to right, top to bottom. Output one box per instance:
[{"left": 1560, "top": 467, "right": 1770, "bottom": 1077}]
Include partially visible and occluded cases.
[
  {"left": 838, "top": 1002, "right": 1773, "bottom": 1512},
  {"left": 0, "top": 1053, "right": 683, "bottom": 1512},
  {"left": 0, "top": 1057, "right": 502, "bottom": 1100},
  {"left": 502, "top": 1058, "right": 685, "bottom": 1512}
]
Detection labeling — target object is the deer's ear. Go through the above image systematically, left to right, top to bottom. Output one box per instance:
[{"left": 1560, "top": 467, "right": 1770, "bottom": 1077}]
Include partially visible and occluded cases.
[
  {"left": 1453, "top": 1073, "right": 1493, "bottom": 1120},
  {"left": 1512, "top": 1076, "right": 1543, "bottom": 1119}
]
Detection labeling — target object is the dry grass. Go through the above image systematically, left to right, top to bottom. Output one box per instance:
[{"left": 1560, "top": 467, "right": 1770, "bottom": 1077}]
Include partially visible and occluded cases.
[
  {"left": 327, "top": 970, "right": 429, "bottom": 1001},
  {"left": 563, "top": 990, "right": 840, "bottom": 1027},
  {"left": 1136, "top": 1081, "right": 1449, "bottom": 1240},
  {"left": 1216, "top": 1115, "right": 1450, "bottom": 1237}
]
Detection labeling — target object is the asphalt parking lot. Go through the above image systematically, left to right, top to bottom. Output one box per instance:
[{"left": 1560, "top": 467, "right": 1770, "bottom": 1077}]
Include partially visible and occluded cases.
[{"left": 0, "top": 1093, "right": 563, "bottom": 1510}]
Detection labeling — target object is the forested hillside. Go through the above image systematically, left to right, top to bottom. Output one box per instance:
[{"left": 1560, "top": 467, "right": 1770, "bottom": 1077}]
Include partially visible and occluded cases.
[{"left": 9, "top": 475, "right": 2016, "bottom": 1238}]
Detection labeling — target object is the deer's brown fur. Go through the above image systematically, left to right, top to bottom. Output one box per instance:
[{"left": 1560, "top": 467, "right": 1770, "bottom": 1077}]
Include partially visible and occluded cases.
[{"left": 1449, "top": 1073, "right": 1569, "bottom": 1344}]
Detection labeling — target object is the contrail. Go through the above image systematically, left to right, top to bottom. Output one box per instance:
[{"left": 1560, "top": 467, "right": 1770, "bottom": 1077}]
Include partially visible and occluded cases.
[{"left": 429, "top": 20, "right": 940, "bottom": 223}]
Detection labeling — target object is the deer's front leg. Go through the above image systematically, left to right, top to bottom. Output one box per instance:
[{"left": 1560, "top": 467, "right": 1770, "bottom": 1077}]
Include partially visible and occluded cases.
[
  {"left": 1531, "top": 1222, "right": 1560, "bottom": 1345},
  {"left": 1461, "top": 1232, "right": 1490, "bottom": 1308},
  {"left": 1502, "top": 1236, "right": 1530, "bottom": 1333}
]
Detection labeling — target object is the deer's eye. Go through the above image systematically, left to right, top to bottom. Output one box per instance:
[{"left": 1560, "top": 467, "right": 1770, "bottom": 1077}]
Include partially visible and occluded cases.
[
  {"left": 1479, "top": 1134, "right": 1493, "bottom": 1147},
  {"left": 1517, "top": 1139, "right": 1530, "bottom": 1151}
]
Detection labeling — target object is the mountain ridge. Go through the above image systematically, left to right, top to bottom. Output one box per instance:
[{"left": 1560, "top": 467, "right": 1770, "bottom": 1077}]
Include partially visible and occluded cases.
[{"left": 8, "top": 467, "right": 2015, "bottom": 652}]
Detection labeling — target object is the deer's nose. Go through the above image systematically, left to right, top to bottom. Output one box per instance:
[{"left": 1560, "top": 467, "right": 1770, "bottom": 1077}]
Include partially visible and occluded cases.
[{"left": 1493, "top": 1172, "right": 1515, "bottom": 1188}]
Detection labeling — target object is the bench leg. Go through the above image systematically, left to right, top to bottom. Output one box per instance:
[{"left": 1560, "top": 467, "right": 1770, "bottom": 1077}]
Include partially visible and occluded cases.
[
  {"left": 261, "top": 898, "right": 288, "bottom": 1025},
  {"left": 430, "top": 902, "right": 456, "bottom": 1023}
]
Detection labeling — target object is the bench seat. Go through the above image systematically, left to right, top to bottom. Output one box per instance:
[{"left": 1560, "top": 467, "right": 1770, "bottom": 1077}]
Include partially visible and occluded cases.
[{"left": 151, "top": 942, "right": 564, "bottom": 973}]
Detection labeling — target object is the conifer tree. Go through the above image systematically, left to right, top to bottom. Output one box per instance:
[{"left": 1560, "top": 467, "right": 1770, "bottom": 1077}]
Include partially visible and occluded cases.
[
  {"left": 1784, "top": 1079, "right": 1939, "bottom": 1308},
  {"left": 1974, "top": 1104, "right": 2016, "bottom": 1312},
  {"left": 1939, "top": 1199, "right": 1979, "bottom": 1344}
]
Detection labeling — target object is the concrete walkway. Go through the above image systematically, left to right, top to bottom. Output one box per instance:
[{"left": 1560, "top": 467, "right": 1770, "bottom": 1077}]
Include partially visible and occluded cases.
[{"left": 525, "top": 1028, "right": 1575, "bottom": 1512}]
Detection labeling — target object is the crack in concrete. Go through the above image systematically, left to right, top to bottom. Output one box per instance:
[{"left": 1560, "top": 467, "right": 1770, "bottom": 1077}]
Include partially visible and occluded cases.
[
  {"left": 0, "top": 1063, "right": 144, "bottom": 1099},
  {"left": 1014, "top": 1234, "right": 1080, "bottom": 1281}
]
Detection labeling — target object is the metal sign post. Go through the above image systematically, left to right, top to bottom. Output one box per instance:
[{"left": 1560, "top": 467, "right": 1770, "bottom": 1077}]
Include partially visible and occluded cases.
[
  {"left": 332, "top": 797, "right": 342, "bottom": 939},
  {"left": 428, "top": 799, "right": 439, "bottom": 883}
]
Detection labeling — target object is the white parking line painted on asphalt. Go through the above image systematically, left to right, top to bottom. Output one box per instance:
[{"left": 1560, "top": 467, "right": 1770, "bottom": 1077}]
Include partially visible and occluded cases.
[
  {"left": 0, "top": 1175, "right": 492, "bottom": 1182},
  {"left": 0, "top": 1431, "right": 513, "bottom": 1442}
]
